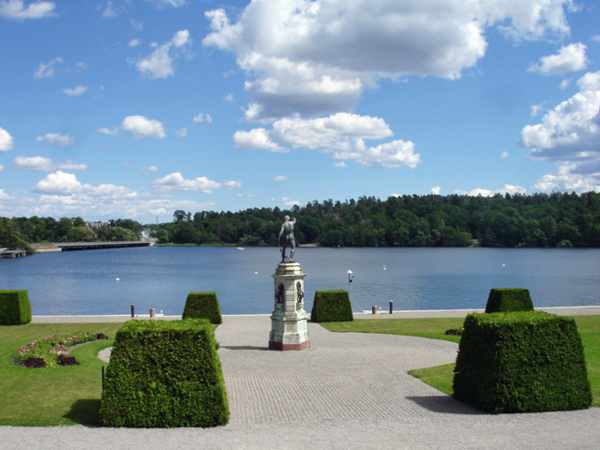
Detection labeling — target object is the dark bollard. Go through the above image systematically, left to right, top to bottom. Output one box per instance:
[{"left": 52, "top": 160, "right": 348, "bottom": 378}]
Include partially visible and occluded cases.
[
  {"left": 389, "top": 300, "right": 393, "bottom": 314},
  {"left": 130, "top": 303, "right": 135, "bottom": 317},
  {"left": 372, "top": 305, "right": 378, "bottom": 315},
  {"left": 150, "top": 307, "right": 155, "bottom": 318}
]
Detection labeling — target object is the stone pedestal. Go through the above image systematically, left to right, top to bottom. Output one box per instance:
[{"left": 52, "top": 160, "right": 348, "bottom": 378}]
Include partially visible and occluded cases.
[{"left": 269, "top": 261, "right": 310, "bottom": 351}]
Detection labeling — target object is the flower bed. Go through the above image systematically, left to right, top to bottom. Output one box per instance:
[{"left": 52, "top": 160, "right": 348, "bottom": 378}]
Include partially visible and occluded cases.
[{"left": 15, "top": 332, "right": 108, "bottom": 368}]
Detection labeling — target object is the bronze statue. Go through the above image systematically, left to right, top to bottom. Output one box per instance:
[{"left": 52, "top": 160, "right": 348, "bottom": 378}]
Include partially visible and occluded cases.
[{"left": 278, "top": 215, "right": 296, "bottom": 262}]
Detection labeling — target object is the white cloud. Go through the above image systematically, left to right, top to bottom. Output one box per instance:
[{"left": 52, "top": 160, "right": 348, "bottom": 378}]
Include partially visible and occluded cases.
[
  {"left": 0, "top": 0, "right": 57, "bottom": 21},
  {"left": 147, "top": 0, "right": 186, "bottom": 9},
  {"left": 204, "top": 0, "right": 573, "bottom": 121},
  {"left": 134, "top": 29, "right": 192, "bottom": 79},
  {"left": 129, "top": 38, "right": 141, "bottom": 47},
  {"left": 528, "top": 43, "right": 588, "bottom": 76},
  {"left": 33, "top": 57, "right": 63, "bottom": 78},
  {"left": 577, "top": 72, "right": 600, "bottom": 91},
  {"left": 520, "top": 75, "right": 600, "bottom": 162},
  {"left": 62, "top": 85, "right": 88, "bottom": 96},
  {"left": 223, "top": 93, "right": 234, "bottom": 102},
  {"left": 530, "top": 104, "right": 544, "bottom": 117},
  {"left": 234, "top": 112, "right": 421, "bottom": 168},
  {"left": 192, "top": 113, "right": 212, "bottom": 123},
  {"left": 120, "top": 115, "right": 166, "bottom": 139},
  {"left": 0, "top": 126, "right": 14, "bottom": 151},
  {"left": 97, "top": 127, "right": 119, "bottom": 136},
  {"left": 174, "top": 128, "right": 187, "bottom": 137},
  {"left": 234, "top": 128, "right": 286, "bottom": 152},
  {"left": 36, "top": 132, "right": 75, "bottom": 147},
  {"left": 501, "top": 151, "right": 509, "bottom": 159},
  {"left": 14, "top": 156, "right": 86, "bottom": 172},
  {"left": 14, "top": 156, "right": 53, "bottom": 171},
  {"left": 334, "top": 161, "right": 346, "bottom": 168},
  {"left": 534, "top": 162, "right": 600, "bottom": 192},
  {"left": 0, "top": 165, "right": 3, "bottom": 171},
  {"left": 140, "top": 166, "right": 159, "bottom": 176},
  {"left": 34, "top": 170, "right": 86, "bottom": 194},
  {"left": 152, "top": 172, "right": 223, "bottom": 193},
  {"left": 274, "top": 175, "right": 290, "bottom": 182},
  {"left": 223, "top": 180, "right": 242, "bottom": 190},
  {"left": 455, "top": 185, "right": 526, "bottom": 196},
  {"left": 431, "top": 186, "right": 441, "bottom": 195},
  {"left": 282, "top": 197, "right": 300, "bottom": 206}
]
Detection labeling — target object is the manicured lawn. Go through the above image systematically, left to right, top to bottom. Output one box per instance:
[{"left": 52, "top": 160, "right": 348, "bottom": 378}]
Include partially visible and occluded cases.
[
  {"left": 321, "top": 315, "right": 600, "bottom": 407},
  {"left": 0, "top": 323, "right": 122, "bottom": 426}
]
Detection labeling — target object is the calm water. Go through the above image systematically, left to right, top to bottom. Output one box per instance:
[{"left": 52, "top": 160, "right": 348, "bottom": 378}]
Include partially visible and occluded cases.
[{"left": 0, "top": 247, "right": 599, "bottom": 316}]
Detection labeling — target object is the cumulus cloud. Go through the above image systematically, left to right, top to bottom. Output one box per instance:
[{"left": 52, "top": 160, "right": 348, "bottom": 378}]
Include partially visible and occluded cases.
[
  {"left": 0, "top": 0, "right": 57, "bottom": 21},
  {"left": 203, "top": 0, "right": 573, "bottom": 121},
  {"left": 134, "top": 29, "right": 192, "bottom": 79},
  {"left": 129, "top": 38, "right": 141, "bottom": 47},
  {"left": 528, "top": 43, "right": 588, "bottom": 76},
  {"left": 520, "top": 72, "right": 600, "bottom": 193},
  {"left": 520, "top": 74, "right": 600, "bottom": 162},
  {"left": 62, "top": 85, "right": 88, "bottom": 96},
  {"left": 192, "top": 113, "right": 212, "bottom": 123},
  {"left": 234, "top": 113, "right": 421, "bottom": 168},
  {"left": 120, "top": 115, "right": 166, "bottom": 139},
  {"left": 0, "top": 126, "right": 14, "bottom": 151},
  {"left": 174, "top": 128, "right": 187, "bottom": 137},
  {"left": 36, "top": 132, "right": 75, "bottom": 147},
  {"left": 501, "top": 151, "right": 509, "bottom": 159},
  {"left": 14, "top": 156, "right": 86, "bottom": 172},
  {"left": 0, "top": 165, "right": 4, "bottom": 171},
  {"left": 153, "top": 172, "right": 233, "bottom": 193},
  {"left": 274, "top": 175, "right": 291, "bottom": 182},
  {"left": 223, "top": 180, "right": 242, "bottom": 190},
  {"left": 431, "top": 186, "right": 441, "bottom": 195}
]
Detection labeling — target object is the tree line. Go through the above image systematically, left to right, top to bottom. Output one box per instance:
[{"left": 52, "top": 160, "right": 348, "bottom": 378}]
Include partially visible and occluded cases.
[
  {"left": 3, "top": 191, "right": 600, "bottom": 252},
  {"left": 154, "top": 191, "right": 600, "bottom": 248},
  {"left": 0, "top": 217, "right": 143, "bottom": 254}
]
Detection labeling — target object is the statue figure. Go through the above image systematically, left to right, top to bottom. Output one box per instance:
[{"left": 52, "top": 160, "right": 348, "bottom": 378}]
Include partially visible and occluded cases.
[{"left": 278, "top": 215, "right": 296, "bottom": 262}]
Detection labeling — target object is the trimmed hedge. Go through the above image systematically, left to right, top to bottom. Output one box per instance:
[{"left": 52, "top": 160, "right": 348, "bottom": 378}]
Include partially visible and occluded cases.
[
  {"left": 485, "top": 288, "right": 533, "bottom": 313},
  {"left": 0, "top": 290, "right": 32, "bottom": 325},
  {"left": 311, "top": 290, "right": 353, "bottom": 322},
  {"left": 182, "top": 292, "right": 222, "bottom": 324},
  {"left": 453, "top": 311, "right": 591, "bottom": 413},
  {"left": 100, "top": 319, "right": 229, "bottom": 428}
]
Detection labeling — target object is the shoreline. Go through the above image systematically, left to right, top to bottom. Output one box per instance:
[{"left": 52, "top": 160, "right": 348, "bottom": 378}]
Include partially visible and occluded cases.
[{"left": 30, "top": 305, "right": 600, "bottom": 323}]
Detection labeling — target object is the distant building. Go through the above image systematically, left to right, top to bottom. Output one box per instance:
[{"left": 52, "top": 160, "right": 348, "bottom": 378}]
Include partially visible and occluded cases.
[{"left": 86, "top": 221, "right": 110, "bottom": 229}]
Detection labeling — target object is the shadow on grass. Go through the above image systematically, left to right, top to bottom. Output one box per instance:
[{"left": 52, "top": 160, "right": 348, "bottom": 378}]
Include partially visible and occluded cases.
[
  {"left": 407, "top": 396, "right": 485, "bottom": 415},
  {"left": 63, "top": 399, "right": 102, "bottom": 426}
]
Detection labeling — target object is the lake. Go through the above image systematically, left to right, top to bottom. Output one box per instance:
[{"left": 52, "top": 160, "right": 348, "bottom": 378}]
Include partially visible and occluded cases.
[{"left": 1, "top": 246, "right": 599, "bottom": 316}]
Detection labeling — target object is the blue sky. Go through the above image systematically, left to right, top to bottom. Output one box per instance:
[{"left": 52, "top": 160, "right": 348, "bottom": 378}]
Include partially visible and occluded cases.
[{"left": 0, "top": 0, "right": 599, "bottom": 224}]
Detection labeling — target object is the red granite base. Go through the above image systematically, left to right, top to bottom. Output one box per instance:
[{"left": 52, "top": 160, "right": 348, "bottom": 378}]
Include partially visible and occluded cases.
[{"left": 269, "top": 340, "right": 310, "bottom": 351}]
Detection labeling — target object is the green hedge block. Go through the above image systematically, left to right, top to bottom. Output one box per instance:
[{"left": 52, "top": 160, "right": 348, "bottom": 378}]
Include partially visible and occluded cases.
[
  {"left": 485, "top": 288, "right": 533, "bottom": 313},
  {"left": 0, "top": 290, "right": 32, "bottom": 325},
  {"left": 311, "top": 290, "right": 353, "bottom": 322},
  {"left": 182, "top": 292, "right": 222, "bottom": 324},
  {"left": 453, "top": 311, "right": 591, "bottom": 413},
  {"left": 100, "top": 319, "right": 229, "bottom": 428}
]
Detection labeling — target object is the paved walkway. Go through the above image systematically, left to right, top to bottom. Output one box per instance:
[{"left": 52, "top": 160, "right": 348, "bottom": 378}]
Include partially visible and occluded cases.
[{"left": 3, "top": 310, "right": 600, "bottom": 449}]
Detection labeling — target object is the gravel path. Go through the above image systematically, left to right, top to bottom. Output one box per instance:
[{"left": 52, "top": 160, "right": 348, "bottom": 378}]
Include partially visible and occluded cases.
[{"left": 3, "top": 310, "right": 600, "bottom": 449}]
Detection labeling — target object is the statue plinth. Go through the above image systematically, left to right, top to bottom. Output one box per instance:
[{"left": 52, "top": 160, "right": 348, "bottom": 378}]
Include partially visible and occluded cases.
[{"left": 269, "top": 261, "right": 310, "bottom": 351}]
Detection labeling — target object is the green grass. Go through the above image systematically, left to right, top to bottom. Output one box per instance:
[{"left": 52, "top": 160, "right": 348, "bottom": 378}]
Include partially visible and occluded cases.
[
  {"left": 321, "top": 315, "right": 600, "bottom": 406},
  {"left": 0, "top": 322, "right": 122, "bottom": 426}
]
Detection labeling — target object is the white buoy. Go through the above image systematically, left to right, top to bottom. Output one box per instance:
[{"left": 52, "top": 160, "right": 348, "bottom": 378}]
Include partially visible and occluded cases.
[{"left": 116, "top": 277, "right": 120, "bottom": 281}]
